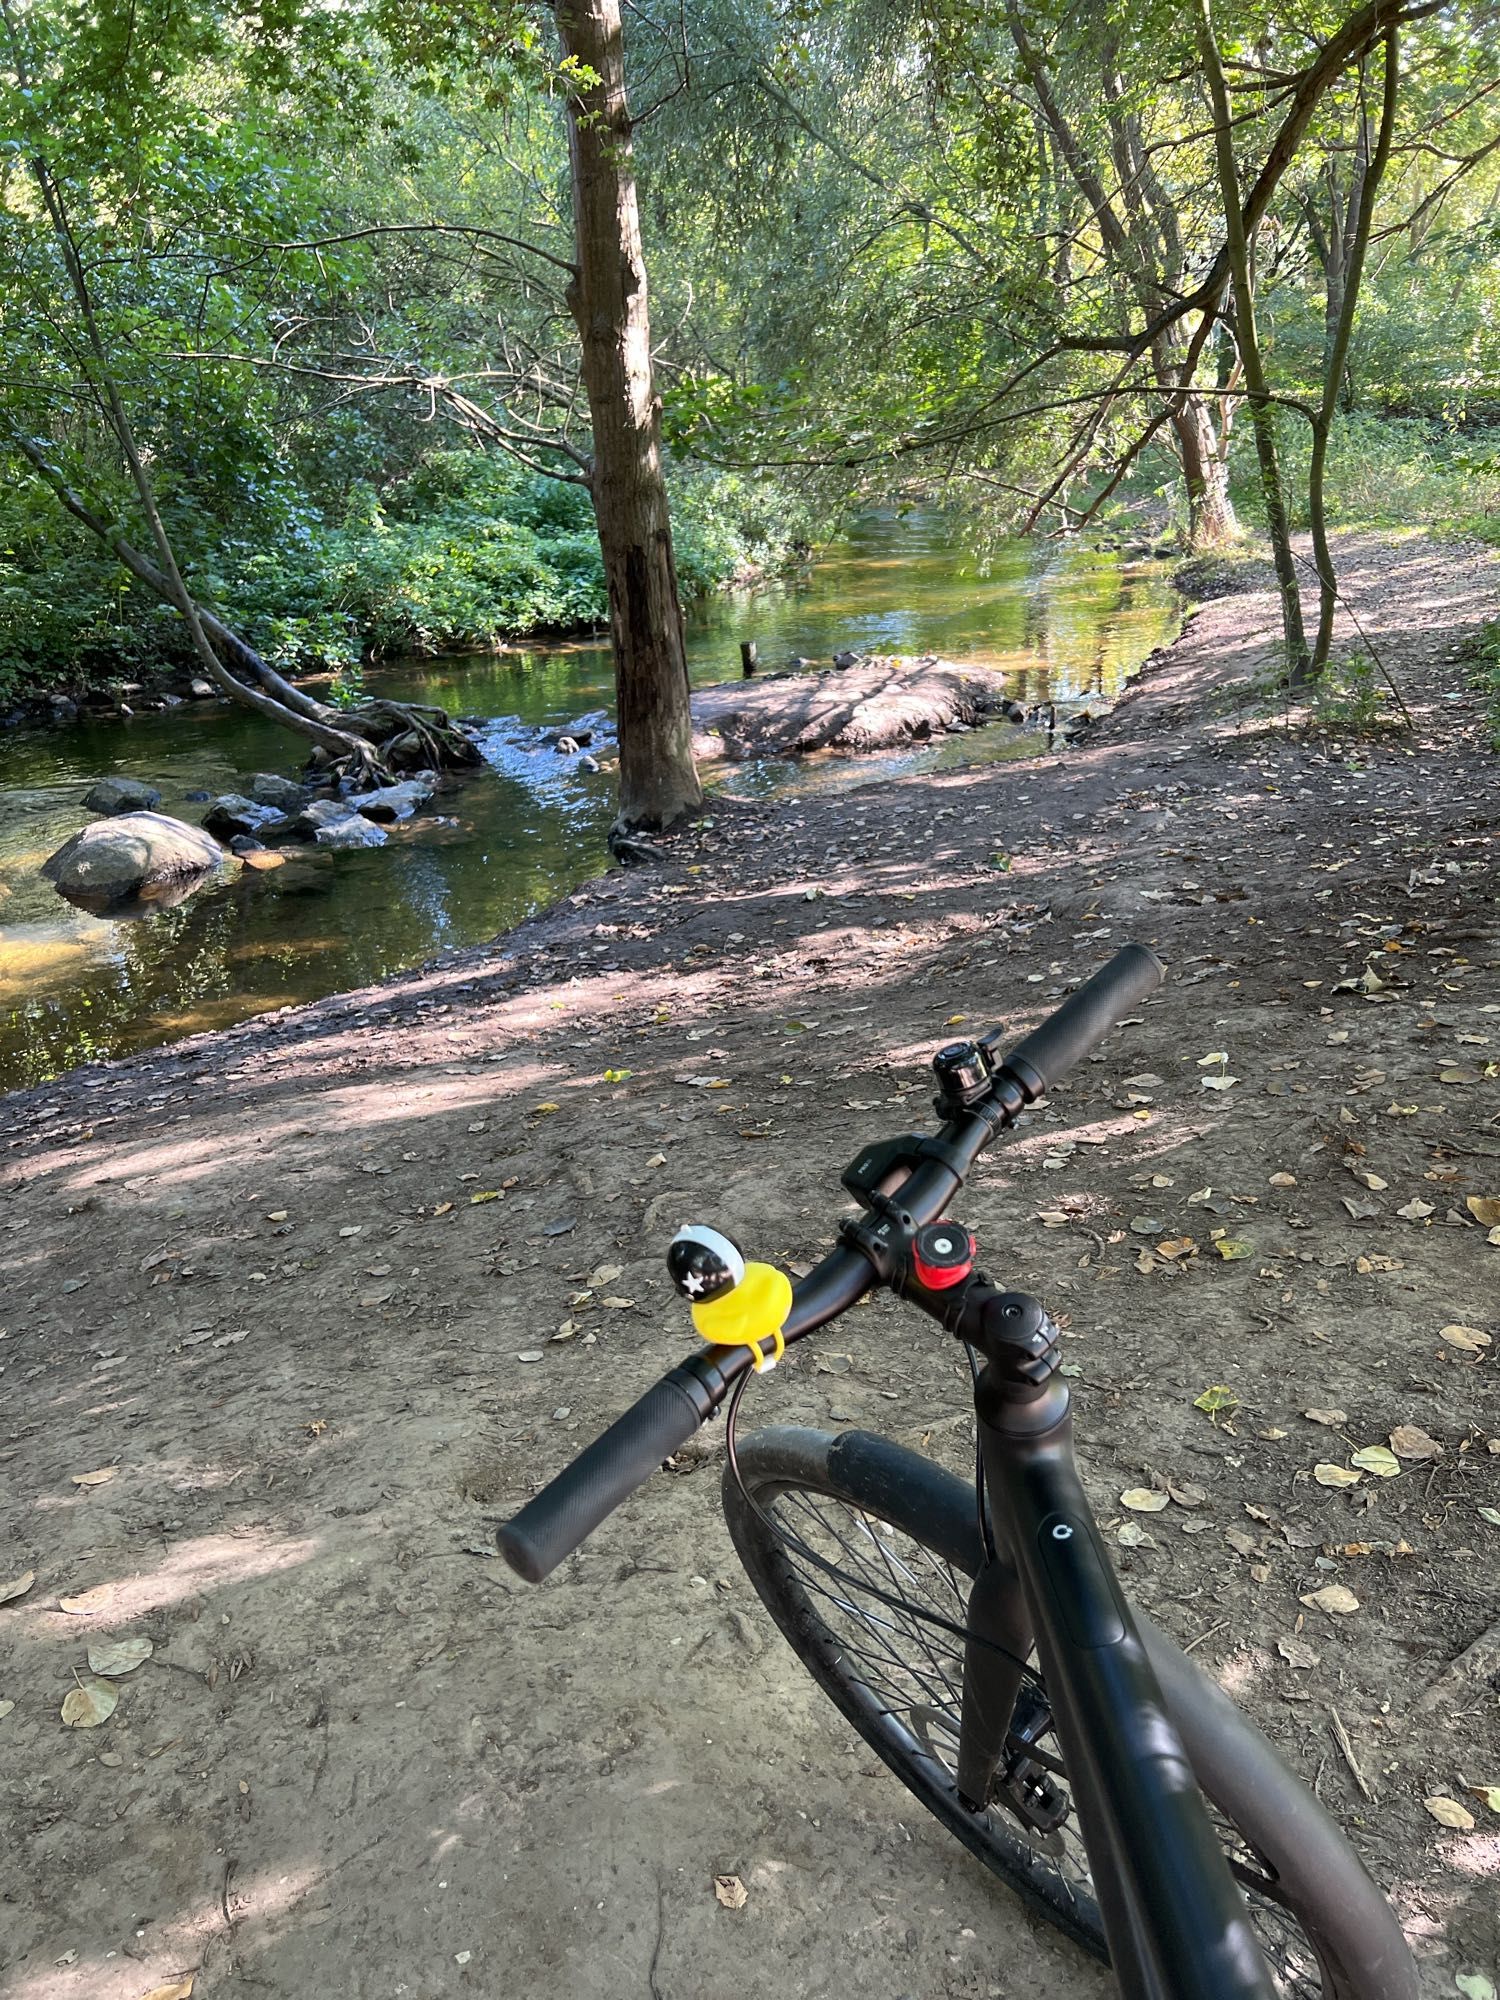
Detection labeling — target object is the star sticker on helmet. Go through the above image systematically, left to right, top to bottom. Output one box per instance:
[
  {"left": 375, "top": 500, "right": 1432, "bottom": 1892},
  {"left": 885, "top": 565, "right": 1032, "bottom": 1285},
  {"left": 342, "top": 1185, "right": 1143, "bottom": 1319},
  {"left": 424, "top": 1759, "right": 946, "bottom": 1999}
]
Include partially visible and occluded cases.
[{"left": 684, "top": 1270, "right": 704, "bottom": 1295}]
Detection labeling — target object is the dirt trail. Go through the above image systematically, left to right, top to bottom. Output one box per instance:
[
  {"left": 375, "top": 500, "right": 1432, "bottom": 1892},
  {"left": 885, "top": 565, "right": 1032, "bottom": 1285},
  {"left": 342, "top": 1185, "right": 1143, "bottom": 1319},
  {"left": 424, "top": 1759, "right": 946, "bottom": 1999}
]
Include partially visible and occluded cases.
[{"left": 2, "top": 532, "right": 1497, "bottom": 2000}]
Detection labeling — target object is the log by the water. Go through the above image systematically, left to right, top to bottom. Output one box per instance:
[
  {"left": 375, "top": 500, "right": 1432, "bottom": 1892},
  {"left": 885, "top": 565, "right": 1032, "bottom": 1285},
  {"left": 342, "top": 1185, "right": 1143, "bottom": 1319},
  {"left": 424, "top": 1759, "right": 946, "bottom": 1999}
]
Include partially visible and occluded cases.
[{"left": 689, "top": 655, "right": 1028, "bottom": 763}]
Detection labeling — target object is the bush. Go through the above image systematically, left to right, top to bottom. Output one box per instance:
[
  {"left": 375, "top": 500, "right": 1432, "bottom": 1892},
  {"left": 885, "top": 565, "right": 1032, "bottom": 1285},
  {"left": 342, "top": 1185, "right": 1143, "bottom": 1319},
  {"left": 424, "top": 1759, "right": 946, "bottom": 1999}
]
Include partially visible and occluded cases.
[{"left": 0, "top": 449, "right": 810, "bottom": 696}]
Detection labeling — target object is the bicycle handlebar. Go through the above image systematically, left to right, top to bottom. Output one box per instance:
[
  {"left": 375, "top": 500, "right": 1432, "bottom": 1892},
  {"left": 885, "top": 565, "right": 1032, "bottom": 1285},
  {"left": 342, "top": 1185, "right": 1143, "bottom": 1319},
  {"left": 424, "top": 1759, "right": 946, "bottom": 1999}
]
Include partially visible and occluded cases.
[{"left": 498, "top": 945, "right": 1164, "bottom": 1582}]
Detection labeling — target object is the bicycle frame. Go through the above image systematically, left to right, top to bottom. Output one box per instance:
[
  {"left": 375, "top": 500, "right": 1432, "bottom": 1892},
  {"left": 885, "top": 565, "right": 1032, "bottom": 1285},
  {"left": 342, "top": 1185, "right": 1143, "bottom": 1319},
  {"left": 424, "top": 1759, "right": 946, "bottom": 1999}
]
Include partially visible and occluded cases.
[{"left": 944, "top": 1307, "right": 1278, "bottom": 2000}]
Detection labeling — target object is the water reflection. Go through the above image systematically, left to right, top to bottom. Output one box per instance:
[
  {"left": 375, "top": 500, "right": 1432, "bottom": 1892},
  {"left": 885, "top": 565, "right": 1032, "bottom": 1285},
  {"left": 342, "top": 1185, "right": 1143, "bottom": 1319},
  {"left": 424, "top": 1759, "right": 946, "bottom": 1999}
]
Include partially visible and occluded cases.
[{"left": 0, "top": 514, "right": 1178, "bottom": 1086}]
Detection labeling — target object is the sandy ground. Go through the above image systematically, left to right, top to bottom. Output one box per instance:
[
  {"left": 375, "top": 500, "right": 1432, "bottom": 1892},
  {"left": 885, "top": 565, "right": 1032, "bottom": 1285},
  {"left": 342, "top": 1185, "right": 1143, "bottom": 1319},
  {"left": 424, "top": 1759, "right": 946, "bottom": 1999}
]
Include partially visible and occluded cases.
[{"left": 2, "top": 531, "right": 1498, "bottom": 2000}]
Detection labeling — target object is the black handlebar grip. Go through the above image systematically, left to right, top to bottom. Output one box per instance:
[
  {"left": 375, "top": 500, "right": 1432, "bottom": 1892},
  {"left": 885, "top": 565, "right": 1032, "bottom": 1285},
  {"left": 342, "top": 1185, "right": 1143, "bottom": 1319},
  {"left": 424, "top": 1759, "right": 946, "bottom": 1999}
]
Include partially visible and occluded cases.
[
  {"left": 1000, "top": 943, "right": 1165, "bottom": 1100},
  {"left": 497, "top": 1367, "right": 710, "bottom": 1583}
]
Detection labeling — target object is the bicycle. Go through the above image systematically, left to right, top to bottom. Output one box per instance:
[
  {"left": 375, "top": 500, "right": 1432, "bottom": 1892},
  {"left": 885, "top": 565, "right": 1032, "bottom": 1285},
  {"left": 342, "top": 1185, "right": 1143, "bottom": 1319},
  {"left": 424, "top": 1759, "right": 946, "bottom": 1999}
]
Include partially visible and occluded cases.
[{"left": 499, "top": 944, "right": 1419, "bottom": 2000}]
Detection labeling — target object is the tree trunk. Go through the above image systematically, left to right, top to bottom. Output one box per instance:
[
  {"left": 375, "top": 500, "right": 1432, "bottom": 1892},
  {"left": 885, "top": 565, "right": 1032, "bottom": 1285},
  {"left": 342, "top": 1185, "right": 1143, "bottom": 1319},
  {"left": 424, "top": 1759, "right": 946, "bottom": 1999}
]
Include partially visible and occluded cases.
[
  {"left": 555, "top": 0, "right": 703, "bottom": 834},
  {"left": 1195, "top": 0, "right": 1310, "bottom": 684},
  {"left": 1309, "top": 29, "right": 1399, "bottom": 675},
  {"left": 1174, "top": 392, "right": 1238, "bottom": 547}
]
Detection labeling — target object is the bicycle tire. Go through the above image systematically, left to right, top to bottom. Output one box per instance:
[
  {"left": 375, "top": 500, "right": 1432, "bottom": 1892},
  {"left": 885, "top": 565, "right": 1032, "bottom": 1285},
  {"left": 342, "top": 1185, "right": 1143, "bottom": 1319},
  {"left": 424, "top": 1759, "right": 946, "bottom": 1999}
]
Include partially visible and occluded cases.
[{"left": 723, "top": 1426, "right": 1417, "bottom": 2000}]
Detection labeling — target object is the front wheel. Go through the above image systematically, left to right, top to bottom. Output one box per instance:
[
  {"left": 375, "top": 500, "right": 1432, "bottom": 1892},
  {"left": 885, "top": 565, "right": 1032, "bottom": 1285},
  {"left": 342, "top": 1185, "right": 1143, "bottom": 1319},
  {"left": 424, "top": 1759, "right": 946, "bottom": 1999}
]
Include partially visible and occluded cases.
[{"left": 723, "top": 1427, "right": 1417, "bottom": 2000}]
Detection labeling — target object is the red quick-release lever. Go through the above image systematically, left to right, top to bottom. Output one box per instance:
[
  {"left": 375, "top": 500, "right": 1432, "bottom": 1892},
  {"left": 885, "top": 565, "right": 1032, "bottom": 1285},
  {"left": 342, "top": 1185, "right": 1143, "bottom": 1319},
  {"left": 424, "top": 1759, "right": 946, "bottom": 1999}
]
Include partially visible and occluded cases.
[{"left": 912, "top": 1222, "right": 975, "bottom": 1290}]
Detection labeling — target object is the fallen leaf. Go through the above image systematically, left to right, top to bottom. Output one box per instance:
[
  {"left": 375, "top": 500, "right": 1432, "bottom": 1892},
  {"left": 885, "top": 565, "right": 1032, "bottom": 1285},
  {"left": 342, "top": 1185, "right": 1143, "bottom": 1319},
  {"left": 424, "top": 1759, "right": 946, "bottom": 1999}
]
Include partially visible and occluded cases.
[
  {"left": 1197, "top": 1051, "right": 1230, "bottom": 1066},
  {"left": 602, "top": 1069, "right": 631, "bottom": 1084},
  {"left": 1438, "top": 1069, "right": 1483, "bottom": 1086},
  {"left": 1200, "top": 1075, "right": 1239, "bottom": 1092},
  {"left": 534, "top": 1102, "right": 561, "bottom": 1115},
  {"left": 646, "top": 1153, "right": 667, "bottom": 1169},
  {"left": 1351, "top": 1170, "right": 1388, "bottom": 1191},
  {"left": 1268, "top": 1172, "right": 1298, "bottom": 1188},
  {"left": 469, "top": 1190, "right": 501, "bottom": 1204},
  {"left": 1466, "top": 1196, "right": 1500, "bottom": 1226},
  {"left": 1396, "top": 1198, "right": 1434, "bottom": 1221},
  {"left": 432, "top": 1201, "right": 454, "bottom": 1216},
  {"left": 1129, "top": 1216, "right": 1162, "bottom": 1235},
  {"left": 338, "top": 1225, "right": 362, "bottom": 1237},
  {"left": 1156, "top": 1236, "right": 1197, "bottom": 1260},
  {"left": 1214, "top": 1237, "right": 1253, "bottom": 1260},
  {"left": 601, "top": 1296, "right": 635, "bottom": 1310},
  {"left": 550, "top": 1322, "right": 577, "bottom": 1343},
  {"left": 1440, "top": 1324, "right": 1492, "bottom": 1354},
  {"left": 1193, "top": 1385, "right": 1239, "bottom": 1416},
  {"left": 1303, "top": 1409, "right": 1347, "bottom": 1427},
  {"left": 1389, "top": 1424, "right": 1443, "bottom": 1461},
  {"left": 1350, "top": 1445, "right": 1401, "bottom": 1479},
  {"left": 1313, "top": 1462, "right": 1363, "bottom": 1488},
  {"left": 71, "top": 1467, "right": 118, "bottom": 1488},
  {"left": 1167, "top": 1481, "right": 1208, "bottom": 1509},
  {"left": 1120, "top": 1488, "right": 1169, "bottom": 1513},
  {"left": 1116, "top": 1520, "right": 1153, "bottom": 1548},
  {"left": 1224, "top": 1528, "right": 1259, "bottom": 1556},
  {"left": 1, "top": 1570, "right": 35, "bottom": 1605},
  {"left": 58, "top": 1584, "right": 114, "bottom": 1616},
  {"left": 1299, "top": 1584, "right": 1359, "bottom": 1616},
  {"left": 87, "top": 1636, "right": 153, "bottom": 1677},
  {"left": 1276, "top": 1636, "right": 1320, "bottom": 1669},
  {"left": 60, "top": 1678, "right": 118, "bottom": 1727},
  {"left": 0, "top": 1699, "right": 14, "bottom": 1719},
  {"left": 1464, "top": 1782, "right": 1500, "bottom": 1814},
  {"left": 1423, "top": 1795, "right": 1475, "bottom": 1830},
  {"left": 713, "top": 1874, "right": 748, "bottom": 1909},
  {"left": 1456, "top": 1975, "right": 1497, "bottom": 2000},
  {"left": 139, "top": 1980, "right": 195, "bottom": 2000}
]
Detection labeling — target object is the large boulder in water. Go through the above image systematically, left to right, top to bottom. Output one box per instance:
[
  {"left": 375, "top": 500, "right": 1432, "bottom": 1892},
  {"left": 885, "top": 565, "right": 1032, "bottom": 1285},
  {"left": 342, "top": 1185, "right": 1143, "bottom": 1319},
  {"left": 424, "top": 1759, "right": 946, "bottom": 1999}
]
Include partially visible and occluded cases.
[
  {"left": 248, "top": 771, "right": 313, "bottom": 811},
  {"left": 83, "top": 776, "right": 161, "bottom": 815},
  {"left": 42, "top": 812, "right": 223, "bottom": 909}
]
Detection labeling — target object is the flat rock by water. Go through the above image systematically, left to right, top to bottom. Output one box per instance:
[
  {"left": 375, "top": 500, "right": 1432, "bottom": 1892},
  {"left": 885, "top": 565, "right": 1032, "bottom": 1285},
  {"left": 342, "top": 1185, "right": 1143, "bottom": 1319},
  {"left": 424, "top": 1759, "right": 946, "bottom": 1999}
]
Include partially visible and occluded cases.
[
  {"left": 689, "top": 655, "right": 1021, "bottom": 761},
  {"left": 82, "top": 776, "right": 161, "bottom": 815}
]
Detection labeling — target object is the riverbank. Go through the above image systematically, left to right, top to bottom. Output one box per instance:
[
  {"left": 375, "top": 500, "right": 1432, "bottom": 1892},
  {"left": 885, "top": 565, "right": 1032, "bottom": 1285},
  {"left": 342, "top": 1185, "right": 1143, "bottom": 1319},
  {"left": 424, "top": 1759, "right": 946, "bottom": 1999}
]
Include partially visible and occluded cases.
[{"left": 2, "top": 531, "right": 1496, "bottom": 2000}]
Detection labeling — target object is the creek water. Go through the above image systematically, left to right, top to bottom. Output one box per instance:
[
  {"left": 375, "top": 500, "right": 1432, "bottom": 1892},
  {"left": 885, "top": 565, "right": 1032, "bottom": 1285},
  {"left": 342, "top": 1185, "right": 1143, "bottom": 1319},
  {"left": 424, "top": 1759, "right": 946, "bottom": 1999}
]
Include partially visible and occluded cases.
[{"left": 0, "top": 512, "right": 1179, "bottom": 1088}]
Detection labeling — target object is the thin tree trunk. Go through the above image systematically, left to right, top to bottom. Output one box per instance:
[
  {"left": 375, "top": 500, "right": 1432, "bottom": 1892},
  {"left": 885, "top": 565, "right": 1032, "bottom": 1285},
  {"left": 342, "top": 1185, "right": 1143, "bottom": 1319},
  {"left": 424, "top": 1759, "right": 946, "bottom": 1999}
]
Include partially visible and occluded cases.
[
  {"left": 555, "top": 0, "right": 702, "bottom": 833},
  {"left": 1195, "top": 0, "right": 1310, "bottom": 683},
  {"left": 1309, "top": 29, "right": 1399, "bottom": 674},
  {"left": 1173, "top": 390, "right": 1238, "bottom": 546}
]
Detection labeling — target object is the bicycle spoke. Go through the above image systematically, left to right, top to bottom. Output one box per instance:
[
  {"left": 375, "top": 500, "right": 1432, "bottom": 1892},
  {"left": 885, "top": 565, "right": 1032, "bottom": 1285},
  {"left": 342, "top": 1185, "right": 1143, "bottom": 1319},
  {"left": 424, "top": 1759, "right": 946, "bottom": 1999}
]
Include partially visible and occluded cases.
[{"left": 760, "top": 1480, "right": 1333, "bottom": 1997}]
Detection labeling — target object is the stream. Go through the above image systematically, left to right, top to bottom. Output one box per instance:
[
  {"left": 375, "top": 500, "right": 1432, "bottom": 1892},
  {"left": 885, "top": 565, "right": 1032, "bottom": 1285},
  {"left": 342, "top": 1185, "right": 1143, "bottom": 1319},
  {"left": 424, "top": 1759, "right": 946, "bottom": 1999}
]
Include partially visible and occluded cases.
[{"left": 0, "top": 512, "right": 1180, "bottom": 1088}]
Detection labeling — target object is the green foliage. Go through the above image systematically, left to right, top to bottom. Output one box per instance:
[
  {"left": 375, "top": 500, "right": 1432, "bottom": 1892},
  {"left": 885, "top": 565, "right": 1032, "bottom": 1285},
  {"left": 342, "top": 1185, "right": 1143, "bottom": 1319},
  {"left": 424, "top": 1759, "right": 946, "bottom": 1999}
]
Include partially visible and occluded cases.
[
  {"left": 0, "top": 450, "right": 804, "bottom": 696},
  {"left": 1461, "top": 618, "right": 1500, "bottom": 752}
]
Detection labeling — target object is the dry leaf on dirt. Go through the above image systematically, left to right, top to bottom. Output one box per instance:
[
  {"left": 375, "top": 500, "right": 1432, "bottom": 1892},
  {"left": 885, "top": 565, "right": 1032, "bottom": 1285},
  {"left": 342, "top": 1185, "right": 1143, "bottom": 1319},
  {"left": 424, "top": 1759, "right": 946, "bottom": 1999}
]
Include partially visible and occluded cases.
[
  {"left": 1465, "top": 1196, "right": 1500, "bottom": 1226},
  {"left": 1396, "top": 1198, "right": 1434, "bottom": 1220},
  {"left": 1214, "top": 1238, "right": 1252, "bottom": 1260},
  {"left": 1439, "top": 1324, "right": 1491, "bottom": 1354},
  {"left": 1193, "top": 1385, "right": 1239, "bottom": 1416},
  {"left": 1303, "top": 1409, "right": 1347, "bottom": 1428},
  {"left": 1389, "top": 1425, "right": 1442, "bottom": 1461},
  {"left": 1350, "top": 1445, "right": 1401, "bottom": 1479},
  {"left": 1313, "top": 1463, "right": 1363, "bottom": 1488},
  {"left": 70, "top": 1467, "right": 117, "bottom": 1487},
  {"left": 1167, "top": 1481, "right": 1208, "bottom": 1509},
  {"left": 1120, "top": 1488, "right": 1169, "bottom": 1513},
  {"left": 1116, "top": 1521, "right": 1152, "bottom": 1547},
  {"left": 1, "top": 1570, "right": 35, "bottom": 1605},
  {"left": 1300, "top": 1584, "right": 1359, "bottom": 1617},
  {"left": 58, "top": 1585, "right": 115, "bottom": 1616},
  {"left": 87, "top": 1636, "right": 153, "bottom": 1677},
  {"left": 1276, "top": 1637, "right": 1320, "bottom": 1669},
  {"left": 60, "top": 1678, "right": 118, "bottom": 1727},
  {"left": 0, "top": 1699, "right": 14, "bottom": 1720},
  {"left": 1464, "top": 1782, "right": 1500, "bottom": 1814},
  {"left": 1423, "top": 1795, "right": 1475, "bottom": 1830},
  {"left": 713, "top": 1874, "right": 748, "bottom": 1910},
  {"left": 1455, "top": 1976, "right": 1496, "bottom": 2000},
  {"left": 139, "top": 1978, "right": 194, "bottom": 2000}
]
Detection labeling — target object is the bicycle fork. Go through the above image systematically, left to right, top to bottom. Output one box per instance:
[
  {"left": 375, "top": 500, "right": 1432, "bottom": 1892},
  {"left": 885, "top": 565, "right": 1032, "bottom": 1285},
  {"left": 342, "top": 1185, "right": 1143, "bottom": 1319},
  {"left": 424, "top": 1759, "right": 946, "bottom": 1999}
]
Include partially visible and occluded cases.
[{"left": 944, "top": 1290, "right": 1278, "bottom": 2000}]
